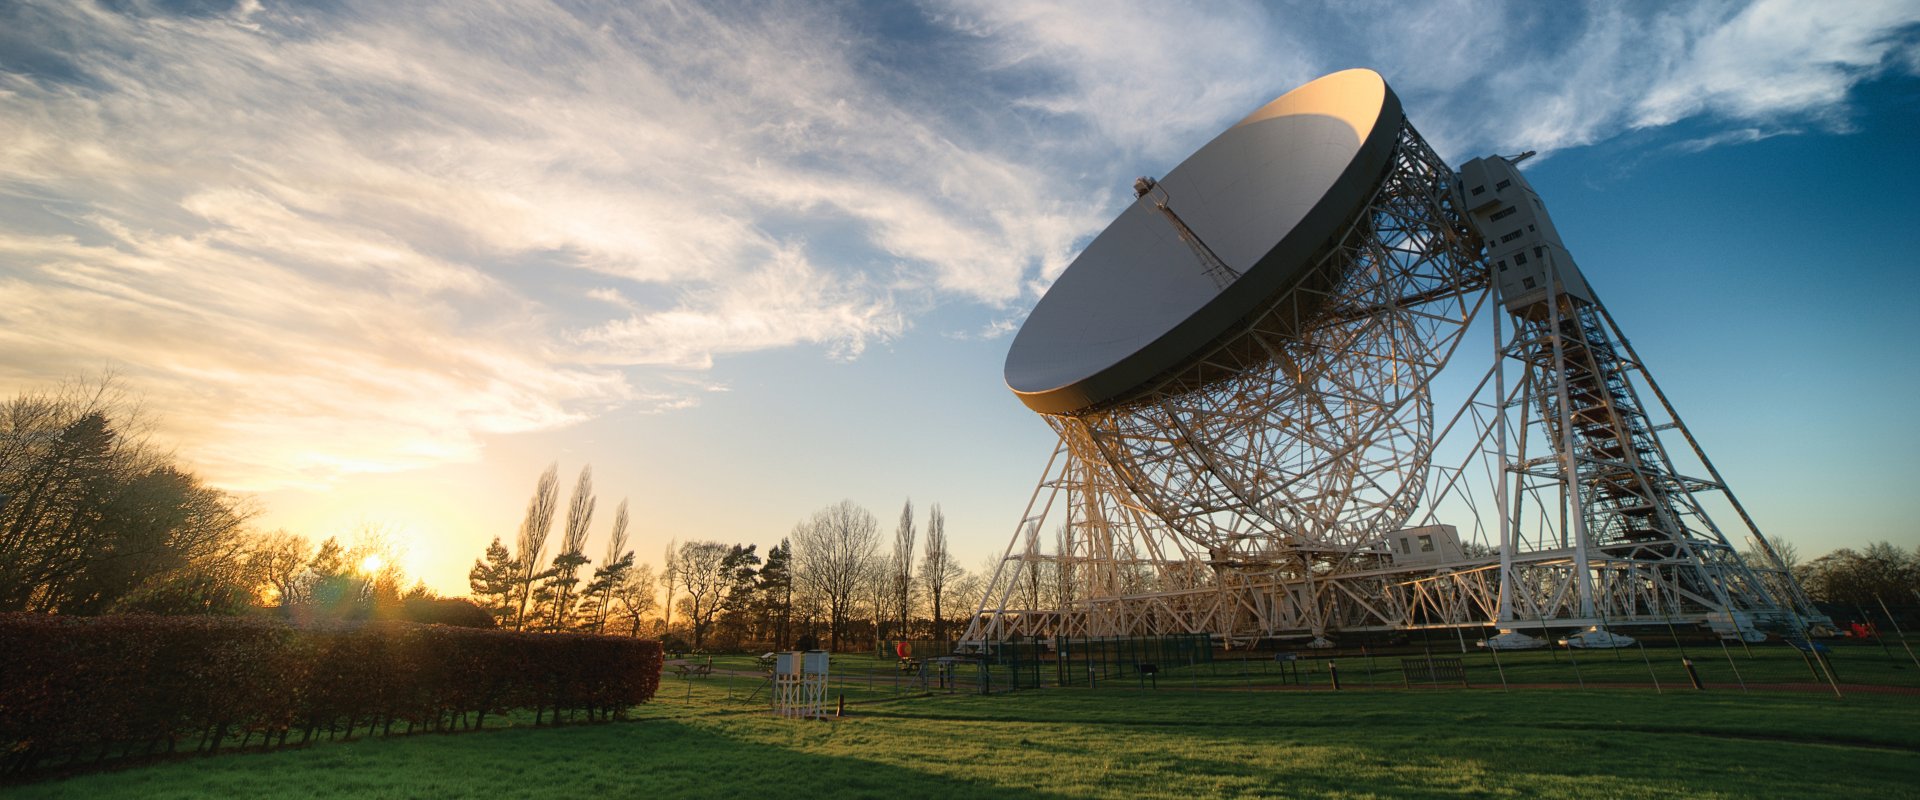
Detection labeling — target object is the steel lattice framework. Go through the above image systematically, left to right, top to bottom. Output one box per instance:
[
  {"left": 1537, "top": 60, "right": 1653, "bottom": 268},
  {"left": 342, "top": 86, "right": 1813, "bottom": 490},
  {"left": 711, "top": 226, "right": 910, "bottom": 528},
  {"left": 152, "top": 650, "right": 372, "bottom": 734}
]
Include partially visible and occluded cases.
[
  {"left": 970, "top": 119, "right": 1487, "bottom": 645},
  {"left": 964, "top": 120, "right": 1822, "bottom": 648},
  {"left": 1476, "top": 284, "right": 1821, "bottom": 635}
]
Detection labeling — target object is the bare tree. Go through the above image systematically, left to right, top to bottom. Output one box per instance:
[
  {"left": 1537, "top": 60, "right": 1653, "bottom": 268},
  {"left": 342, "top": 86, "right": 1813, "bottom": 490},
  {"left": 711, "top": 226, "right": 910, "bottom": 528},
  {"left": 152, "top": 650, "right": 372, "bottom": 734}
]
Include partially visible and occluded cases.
[
  {"left": 513, "top": 462, "right": 560, "bottom": 630},
  {"left": 544, "top": 465, "right": 595, "bottom": 629},
  {"left": 584, "top": 498, "right": 632, "bottom": 632},
  {"left": 605, "top": 499, "right": 629, "bottom": 568},
  {"left": 891, "top": 499, "right": 916, "bottom": 642},
  {"left": 791, "top": 500, "right": 879, "bottom": 651},
  {"left": 920, "top": 504, "right": 962, "bottom": 642},
  {"left": 345, "top": 521, "right": 407, "bottom": 603},
  {"left": 1021, "top": 522, "right": 1042, "bottom": 612},
  {"left": 1052, "top": 524, "right": 1076, "bottom": 610},
  {"left": 245, "top": 529, "right": 311, "bottom": 606},
  {"left": 661, "top": 537, "right": 678, "bottom": 636},
  {"left": 1744, "top": 537, "right": 1801, "bottom": 573},
  {"left": 673, "top": 540, "right": 732, "bottom": 649},
  {"left": 863, "top": 552, "right": 889, "bottom": 650},
  {"left": 611, "top": 561, "right": 658, "bottom": 637},
  {"left": 948, "top": 568, "right": 986, "bottom": 638},
  {"left": 791, "top": 578, "right": 828, "bottom": 647}
]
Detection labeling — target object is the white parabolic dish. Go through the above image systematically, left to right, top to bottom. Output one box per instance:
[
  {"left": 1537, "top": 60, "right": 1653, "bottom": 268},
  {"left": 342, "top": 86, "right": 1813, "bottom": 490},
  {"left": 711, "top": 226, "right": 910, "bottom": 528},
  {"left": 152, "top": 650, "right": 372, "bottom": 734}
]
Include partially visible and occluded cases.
[{"left": 1005, "top": 69, "right": 1404, "bottom": 414}]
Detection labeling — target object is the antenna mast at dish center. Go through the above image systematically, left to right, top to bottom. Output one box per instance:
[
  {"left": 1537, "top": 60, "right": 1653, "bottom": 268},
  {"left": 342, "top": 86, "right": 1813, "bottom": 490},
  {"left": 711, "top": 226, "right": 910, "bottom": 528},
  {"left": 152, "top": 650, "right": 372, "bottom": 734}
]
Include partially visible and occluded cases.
[{"left": 965, "top": 69, "right": 1821, "bottom": 648}]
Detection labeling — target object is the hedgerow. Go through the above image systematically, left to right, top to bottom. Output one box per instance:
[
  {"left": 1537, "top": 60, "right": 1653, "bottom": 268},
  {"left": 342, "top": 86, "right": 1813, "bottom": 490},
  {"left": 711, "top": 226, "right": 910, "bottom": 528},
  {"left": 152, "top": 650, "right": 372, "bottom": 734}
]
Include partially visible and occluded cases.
[{"left": 0, "top": 614, "right": 661, "bottom": 774}]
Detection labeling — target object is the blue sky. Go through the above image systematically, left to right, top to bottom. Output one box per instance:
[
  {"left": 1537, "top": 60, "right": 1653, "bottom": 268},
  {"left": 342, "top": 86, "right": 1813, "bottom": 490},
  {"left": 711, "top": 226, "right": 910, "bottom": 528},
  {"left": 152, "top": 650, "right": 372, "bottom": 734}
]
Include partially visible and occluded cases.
[{"left": 2, "top": 0, "right": 1916, "bottom": 592}]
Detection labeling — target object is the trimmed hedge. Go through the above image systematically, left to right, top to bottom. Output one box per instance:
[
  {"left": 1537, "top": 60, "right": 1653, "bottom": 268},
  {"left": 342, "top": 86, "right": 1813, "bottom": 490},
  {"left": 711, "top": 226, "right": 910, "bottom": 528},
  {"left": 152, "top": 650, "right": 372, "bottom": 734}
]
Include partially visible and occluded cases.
[{"left": 0, "top": 614, "right": 661, "bottom": 774}]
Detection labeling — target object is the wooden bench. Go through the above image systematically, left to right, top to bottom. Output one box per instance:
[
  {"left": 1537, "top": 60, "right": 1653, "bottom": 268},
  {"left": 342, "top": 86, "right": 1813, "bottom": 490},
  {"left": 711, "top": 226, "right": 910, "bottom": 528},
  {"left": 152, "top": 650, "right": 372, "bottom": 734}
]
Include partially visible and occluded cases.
[{"left": 1401, "top": 656, "right": 1469, "bottom": 688}]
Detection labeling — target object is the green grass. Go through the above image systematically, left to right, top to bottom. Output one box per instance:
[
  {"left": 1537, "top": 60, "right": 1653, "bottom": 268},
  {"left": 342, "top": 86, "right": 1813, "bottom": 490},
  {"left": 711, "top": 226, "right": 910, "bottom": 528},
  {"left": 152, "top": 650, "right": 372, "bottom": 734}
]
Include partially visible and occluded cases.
[
  {"left": 1152, "top": 639, "right": 1920, "bottom": 692},
  {"left": 15, "top": 653, "right": 1920, "bottom": 799},
  {"left": 661, "top": 653, "right": 938, "bottom": 704}
]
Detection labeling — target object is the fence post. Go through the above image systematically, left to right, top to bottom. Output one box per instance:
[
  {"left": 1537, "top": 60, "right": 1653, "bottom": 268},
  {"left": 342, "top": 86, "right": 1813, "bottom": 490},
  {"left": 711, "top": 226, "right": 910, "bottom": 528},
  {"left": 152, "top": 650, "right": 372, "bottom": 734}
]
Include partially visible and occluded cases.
[{"left": 1682, "top": 658, "right": 1703, "bottom": 691}]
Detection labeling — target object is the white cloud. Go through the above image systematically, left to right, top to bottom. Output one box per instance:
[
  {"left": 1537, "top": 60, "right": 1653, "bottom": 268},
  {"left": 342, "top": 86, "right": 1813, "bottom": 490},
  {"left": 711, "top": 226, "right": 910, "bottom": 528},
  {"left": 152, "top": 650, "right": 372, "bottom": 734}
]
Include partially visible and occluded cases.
[
  {"left": 0, "top": 0, "right": 1110, "bottom": 489},
  {"left": 1, "top": 0, "right": 1913, "bottom": 494},
  {"left": 934, "top": 0, "right": 1305, "bottom": 160},
  {"left": 966, "top": 0, "right": 1912, "bottom": 161},
  {"left": 1633, "top": 0, "right": 1920, "bottom": 129},
  {"left": 1405, "top": 1, "right": 1913, "bottom": 167},
  {"left": 1670, "top": 126, "right": 1792, "bottom": 154},
  {"left": 0, "top": 222, "right": 627, "bottom": 491},
  {"left": 571, "top": 243, "right": 907, "bottom": 368},
  {"left": 584, "top": 287, "right": 636, "bottom": 310}
]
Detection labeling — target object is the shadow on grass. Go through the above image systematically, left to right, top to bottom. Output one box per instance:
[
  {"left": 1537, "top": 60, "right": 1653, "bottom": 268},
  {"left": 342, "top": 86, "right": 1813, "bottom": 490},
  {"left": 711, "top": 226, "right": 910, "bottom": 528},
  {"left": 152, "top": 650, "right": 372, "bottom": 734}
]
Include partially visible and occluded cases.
[
  {"left": 838, "top": 687, "right": 1920, "bottom": 797},
  {"left": 18, "top": 688, "right": 1920, "bottom": 799},
  {"left": 10, "top": 715, "right": 1078, "bottom": 800}
]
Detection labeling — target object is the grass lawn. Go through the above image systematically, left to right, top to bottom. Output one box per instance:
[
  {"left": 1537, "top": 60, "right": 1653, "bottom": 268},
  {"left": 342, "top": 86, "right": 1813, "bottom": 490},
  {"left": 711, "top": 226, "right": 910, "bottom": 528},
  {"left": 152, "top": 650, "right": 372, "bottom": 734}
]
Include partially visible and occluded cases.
[
  {"left": 1149, "top": 639, "right": 1919, "bottom": 692},
  {"left": 14, "top": 651, "right": 1920, "bottom": 799}
]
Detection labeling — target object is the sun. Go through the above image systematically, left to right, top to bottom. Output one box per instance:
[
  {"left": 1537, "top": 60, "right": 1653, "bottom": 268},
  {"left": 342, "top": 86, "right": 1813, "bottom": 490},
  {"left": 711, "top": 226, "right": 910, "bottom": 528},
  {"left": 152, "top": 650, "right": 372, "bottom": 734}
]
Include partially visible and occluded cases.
[{"left": 359, "top": 553, "right": 385, "bottom": 575}]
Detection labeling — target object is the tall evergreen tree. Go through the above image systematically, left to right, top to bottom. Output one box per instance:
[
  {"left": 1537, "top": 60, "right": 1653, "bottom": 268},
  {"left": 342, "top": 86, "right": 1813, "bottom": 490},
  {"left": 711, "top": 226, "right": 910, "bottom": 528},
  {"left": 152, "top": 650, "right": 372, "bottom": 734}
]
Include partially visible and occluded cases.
[
  {"left": 306, "top": 536, "right": 356, "bottom": 611},
  {"left": 467, "top": 537, "right": 522, "bottom": 626},
  {"left": 758, "top": 539, "right": 794, "bottom": 648},
  {"left": 715, "top": 544, "right": 761, "bottom": 645}
]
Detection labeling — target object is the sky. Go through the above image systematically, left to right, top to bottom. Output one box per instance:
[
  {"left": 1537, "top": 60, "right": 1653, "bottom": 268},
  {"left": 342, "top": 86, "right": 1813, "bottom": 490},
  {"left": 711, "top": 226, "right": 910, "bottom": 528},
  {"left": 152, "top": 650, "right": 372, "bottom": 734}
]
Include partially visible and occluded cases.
[{"left": 2, "top": 0, "right": 1917, "bottom": 595}]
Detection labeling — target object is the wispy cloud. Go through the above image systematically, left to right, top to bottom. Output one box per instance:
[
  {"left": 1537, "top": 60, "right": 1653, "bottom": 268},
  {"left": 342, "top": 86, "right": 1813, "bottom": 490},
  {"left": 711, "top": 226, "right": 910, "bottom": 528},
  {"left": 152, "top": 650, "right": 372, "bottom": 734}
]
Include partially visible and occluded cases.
[
  {"left": 0, "top": 0, "right": 1090, "bottom": 488},
  {"left": 1, "top": 0, "right": 1912, "bottom": 492},
  {"left": 934, "top": 0, "right": 1306, "bottom": 161},
  {"left": 1275, "top": 0, "right": 1920, "bottom": 158},
  {"left": 1631, "top": 0, "right": 1920, "bottom": 130},
  {"left": 1669, "top": 127, "right": 1793, "bottom": 154},
  {"left": 571, "top": 243, "right": 906, "bottom": 368}
]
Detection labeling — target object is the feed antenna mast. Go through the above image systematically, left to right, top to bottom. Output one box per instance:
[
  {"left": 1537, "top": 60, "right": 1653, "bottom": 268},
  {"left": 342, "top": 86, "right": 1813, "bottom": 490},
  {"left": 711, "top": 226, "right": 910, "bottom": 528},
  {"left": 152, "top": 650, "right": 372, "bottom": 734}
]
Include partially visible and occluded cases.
[
  {"left": 964, "top": 69, "right": 1821, "bottom": 650},
  {"left": 1135, "top": 176, "right": 1242, "bottom": 290}
]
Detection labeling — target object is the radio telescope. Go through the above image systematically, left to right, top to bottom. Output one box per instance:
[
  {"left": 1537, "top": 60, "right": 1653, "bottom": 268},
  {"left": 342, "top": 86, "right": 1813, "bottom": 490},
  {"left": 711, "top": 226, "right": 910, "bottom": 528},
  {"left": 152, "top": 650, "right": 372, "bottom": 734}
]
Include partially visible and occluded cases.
[{"left": 965, "top": 69, "right": 1820, "bottom": 648}]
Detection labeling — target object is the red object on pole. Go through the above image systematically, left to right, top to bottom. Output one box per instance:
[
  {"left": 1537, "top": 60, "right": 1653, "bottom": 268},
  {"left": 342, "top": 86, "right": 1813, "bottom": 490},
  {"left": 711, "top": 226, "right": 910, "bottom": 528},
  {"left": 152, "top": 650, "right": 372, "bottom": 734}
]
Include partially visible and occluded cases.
[{"left": 895, "top": 641, "right": 912, "bottom": 659}]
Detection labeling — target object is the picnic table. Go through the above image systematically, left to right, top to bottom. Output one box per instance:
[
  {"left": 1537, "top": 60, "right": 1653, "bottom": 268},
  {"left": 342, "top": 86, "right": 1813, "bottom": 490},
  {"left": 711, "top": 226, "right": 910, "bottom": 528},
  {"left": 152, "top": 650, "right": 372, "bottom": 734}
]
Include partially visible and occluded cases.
[{"left": 667, "top": 660, "right": 714, "bottom": 678}]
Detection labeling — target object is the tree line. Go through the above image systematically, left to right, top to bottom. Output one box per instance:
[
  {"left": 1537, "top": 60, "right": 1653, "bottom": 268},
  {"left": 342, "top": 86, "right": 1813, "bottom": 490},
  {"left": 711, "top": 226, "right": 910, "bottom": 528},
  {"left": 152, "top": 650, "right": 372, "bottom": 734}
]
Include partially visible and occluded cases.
[
  {"left": 1, "top": 380, "right": 469, "bottom": 622},
  {"left": 8, "top": 381, "right": 1917, "bottom": 638},
  {"left": 466, "top": 462, "right": 655, "bottom": 635},
  {"left": 466, "top": 474, "right": 991, "bottom": 652},
  {"left": 1768, "top": 539, "right": 1920, "bottom": 614}
]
